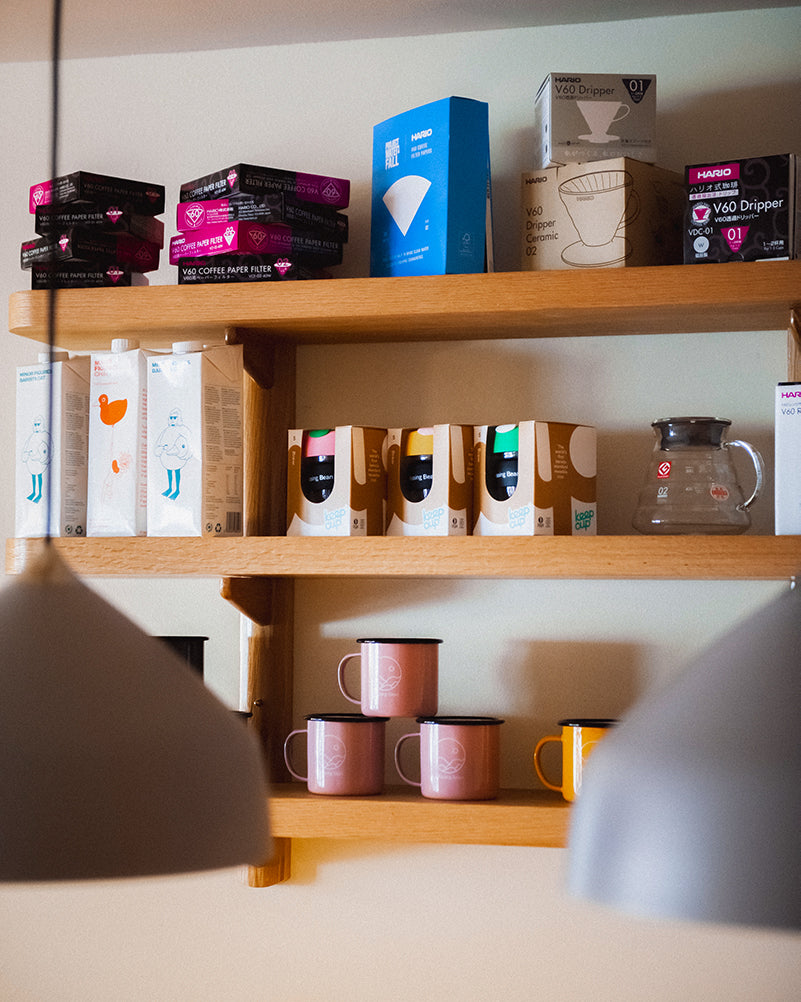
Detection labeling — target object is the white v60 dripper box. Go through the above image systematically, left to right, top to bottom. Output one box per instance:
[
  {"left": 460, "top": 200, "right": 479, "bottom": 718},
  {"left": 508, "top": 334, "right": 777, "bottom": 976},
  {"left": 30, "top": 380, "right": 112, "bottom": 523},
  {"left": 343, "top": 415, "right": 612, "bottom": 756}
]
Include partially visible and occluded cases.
[
  {"left": 534, "top": 73, "right": 656, "bottom": 168},
  {"left": 87, "top": 339, "right": 153, "bottom": 536},
  {"left": 147, "top": 342, "right": 243, "bottom": 537},
  {"left": 15, "top": 351, "right": 90, "bottom": 538},
  {"left": 473, "top": 421, "right": 597, "bottom": 535},
  {"left": 385, "top": 425, "right": 473, "bottom": 535},
  {"left": 287, "top": 426, "right": 386, "bottom": 535}
]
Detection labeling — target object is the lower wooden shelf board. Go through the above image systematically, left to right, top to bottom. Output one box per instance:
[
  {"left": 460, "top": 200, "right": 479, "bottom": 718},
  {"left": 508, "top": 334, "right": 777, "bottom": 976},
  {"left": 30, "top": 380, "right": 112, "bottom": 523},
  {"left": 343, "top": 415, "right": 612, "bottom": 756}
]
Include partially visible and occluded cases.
[{"left": 266, "top": 783, "right": 570, "bottom": 848}]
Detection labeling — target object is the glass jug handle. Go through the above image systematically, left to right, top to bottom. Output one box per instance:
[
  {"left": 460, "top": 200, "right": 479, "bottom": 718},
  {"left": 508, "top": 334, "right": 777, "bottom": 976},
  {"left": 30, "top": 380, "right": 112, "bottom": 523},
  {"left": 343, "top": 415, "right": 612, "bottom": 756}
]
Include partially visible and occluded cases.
[{"left": 725, "top": 440, "right": 764, "bottom": 510}]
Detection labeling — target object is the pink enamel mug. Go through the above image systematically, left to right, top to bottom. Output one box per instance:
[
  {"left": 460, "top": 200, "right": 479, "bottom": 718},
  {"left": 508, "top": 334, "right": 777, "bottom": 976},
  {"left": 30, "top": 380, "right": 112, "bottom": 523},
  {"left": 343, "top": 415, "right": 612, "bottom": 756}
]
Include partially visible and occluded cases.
[
  {"left": 337, "top": 637, "right": 441, "bottom": 717},
  {"left": 283, "top": 713, "right": 389, "bottom": 795},
  {"left": 394, "top": 716, "right": 504, "bottom": 800}
]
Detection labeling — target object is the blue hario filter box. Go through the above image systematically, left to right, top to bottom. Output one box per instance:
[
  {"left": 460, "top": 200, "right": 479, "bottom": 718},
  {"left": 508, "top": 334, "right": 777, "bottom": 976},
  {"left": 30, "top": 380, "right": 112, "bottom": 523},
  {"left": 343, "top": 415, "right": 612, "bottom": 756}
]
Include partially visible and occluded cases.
[{"left": 370, "top": 96, "right": 492, "bottom": 276}]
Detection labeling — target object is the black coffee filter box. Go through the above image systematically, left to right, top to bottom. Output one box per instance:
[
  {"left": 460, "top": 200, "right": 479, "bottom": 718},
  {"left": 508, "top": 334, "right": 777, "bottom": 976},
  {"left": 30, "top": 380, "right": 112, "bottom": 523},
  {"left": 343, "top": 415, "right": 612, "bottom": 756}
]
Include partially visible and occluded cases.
[{"left": 684, "top": 154, "right": 800, "bottom": 263}]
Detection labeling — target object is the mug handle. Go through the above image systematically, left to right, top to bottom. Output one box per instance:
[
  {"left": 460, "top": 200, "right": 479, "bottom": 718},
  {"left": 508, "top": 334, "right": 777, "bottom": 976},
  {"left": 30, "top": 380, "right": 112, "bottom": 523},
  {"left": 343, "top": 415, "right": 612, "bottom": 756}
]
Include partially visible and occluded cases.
[
  {"left": 337, "top": 652, "right": 363, "bottom": 705},
  {"left": 283, "top": 728, "right": 308, "bottom": 782},
  {"left": 394, "top": 732, "right": 422, "bottom": 788},
  {"left": 533, "top": 735, "right": 563, "bottom": 793}
]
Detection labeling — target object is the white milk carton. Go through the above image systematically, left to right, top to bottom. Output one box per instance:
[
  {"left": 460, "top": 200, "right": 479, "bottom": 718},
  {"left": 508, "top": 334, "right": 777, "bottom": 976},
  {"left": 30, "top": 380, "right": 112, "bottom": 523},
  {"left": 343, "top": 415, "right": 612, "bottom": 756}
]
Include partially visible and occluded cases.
[
  {"left": 87, "top": 339, "right": 153, "bottom": 536},
  {"left": 147, "top": 341, "right": 243, "bottom": 537},
  {"left": 15, "top": 351, "right": 90, "bottom": 538}
]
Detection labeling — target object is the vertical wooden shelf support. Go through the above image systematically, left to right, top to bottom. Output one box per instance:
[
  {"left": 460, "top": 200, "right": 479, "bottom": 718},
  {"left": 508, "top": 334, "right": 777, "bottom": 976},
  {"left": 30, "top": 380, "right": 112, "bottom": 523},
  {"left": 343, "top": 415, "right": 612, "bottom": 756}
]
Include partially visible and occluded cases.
[
  {"left": 788, "top": 308, "right": 801, "bottom": 382},
  {"left": 220, "top": 333, "right": 297, "bottom": 886}
]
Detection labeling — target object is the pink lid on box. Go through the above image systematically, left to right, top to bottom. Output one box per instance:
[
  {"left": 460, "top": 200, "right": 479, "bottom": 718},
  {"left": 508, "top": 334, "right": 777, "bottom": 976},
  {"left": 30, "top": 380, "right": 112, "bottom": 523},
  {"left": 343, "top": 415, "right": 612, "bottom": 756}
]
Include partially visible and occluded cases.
[{"left": 304, "top": 429, "right": 335, "bottom": 456}]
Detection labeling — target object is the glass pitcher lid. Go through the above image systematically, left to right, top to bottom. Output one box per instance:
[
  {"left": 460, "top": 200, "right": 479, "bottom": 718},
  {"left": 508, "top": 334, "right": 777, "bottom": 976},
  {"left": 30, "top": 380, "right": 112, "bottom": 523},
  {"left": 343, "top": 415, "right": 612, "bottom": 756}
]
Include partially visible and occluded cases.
[{"left": 652, "top": 416, "right": 731, "bottom": 448}]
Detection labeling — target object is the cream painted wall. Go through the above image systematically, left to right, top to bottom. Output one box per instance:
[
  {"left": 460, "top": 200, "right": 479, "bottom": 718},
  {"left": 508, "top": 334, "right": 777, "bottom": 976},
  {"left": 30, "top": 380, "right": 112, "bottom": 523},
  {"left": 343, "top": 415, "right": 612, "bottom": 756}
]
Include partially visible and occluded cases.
[{"left": 1, "top": 7, "right": 801, "bottom": 1000}]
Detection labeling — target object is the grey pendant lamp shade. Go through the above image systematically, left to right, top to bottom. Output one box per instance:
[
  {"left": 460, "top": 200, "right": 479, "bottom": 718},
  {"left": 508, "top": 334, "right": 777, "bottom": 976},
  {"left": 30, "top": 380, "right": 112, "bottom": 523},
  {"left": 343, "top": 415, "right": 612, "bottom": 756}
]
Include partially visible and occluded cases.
[
  {"left": 0, "top": 544, "right": 270, "bottom": 880},
  {"left": 566, "top": 583, "right": 801, "bottom": 931}
]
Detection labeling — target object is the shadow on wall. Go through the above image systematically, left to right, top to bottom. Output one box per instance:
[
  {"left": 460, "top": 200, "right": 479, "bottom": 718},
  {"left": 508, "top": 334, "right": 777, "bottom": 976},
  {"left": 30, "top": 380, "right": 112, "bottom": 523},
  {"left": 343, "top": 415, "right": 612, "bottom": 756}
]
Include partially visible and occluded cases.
[
  {"left": 656, "top": 81, "right": 801, "bottom": 175},
  {"left": 491, "top": 637, "right": 643, "bottom": 789}
]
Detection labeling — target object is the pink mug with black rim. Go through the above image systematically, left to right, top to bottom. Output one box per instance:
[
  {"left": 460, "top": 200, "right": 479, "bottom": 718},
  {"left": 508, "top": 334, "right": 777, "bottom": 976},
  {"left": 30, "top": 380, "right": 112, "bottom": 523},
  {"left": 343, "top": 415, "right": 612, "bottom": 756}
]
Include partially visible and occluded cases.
[
  {"left": 337, "top": 638, "right": 441, "bottom": 717},
  {"left": 283, "top": 713, "right": 389, "bottom": 795},
  {"left": 394, "top": 715, "right": 504, "bottom": 800}
]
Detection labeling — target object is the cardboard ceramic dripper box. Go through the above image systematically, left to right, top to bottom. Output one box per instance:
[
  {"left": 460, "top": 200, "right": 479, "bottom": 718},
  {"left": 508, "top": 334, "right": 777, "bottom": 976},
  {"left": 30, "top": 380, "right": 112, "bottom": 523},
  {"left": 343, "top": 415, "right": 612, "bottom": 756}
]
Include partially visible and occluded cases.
[
  {"left": 521, "top": 158, "right": 684, "bottom": 270},
  {"left": 87, "top": 339, "right": 153, "bottom": 536},
  {"left": 146, "top": 341, "right": 243, "bottom": 537},
  {"left": 15, "top": 351, "right": 90, "bottom": 538},
  {"left": 473, "top": 421, "right": 597, "bottom": 535},
  {"left": 385, "top": 425, "right": 474, "bottom": 535},
  {"left": 287, "top": 426, "right": 387, "bottom": 536}
]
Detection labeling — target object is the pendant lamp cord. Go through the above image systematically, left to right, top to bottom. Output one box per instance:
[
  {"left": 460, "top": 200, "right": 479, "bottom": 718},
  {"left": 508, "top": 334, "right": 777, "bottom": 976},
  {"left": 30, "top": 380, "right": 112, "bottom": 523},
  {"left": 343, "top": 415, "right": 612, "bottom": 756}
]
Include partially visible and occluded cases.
[{"left": 45, "top": 0, "right": 62, "bottom": 545}]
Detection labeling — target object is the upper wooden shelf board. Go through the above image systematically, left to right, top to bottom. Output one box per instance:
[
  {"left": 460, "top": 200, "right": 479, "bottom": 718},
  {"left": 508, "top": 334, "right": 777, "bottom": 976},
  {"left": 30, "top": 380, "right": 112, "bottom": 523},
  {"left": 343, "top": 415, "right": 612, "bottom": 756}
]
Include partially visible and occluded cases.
[
  {"left": 8, "top": 263, "right": 801, "bottom": 350},
  {"left": 7, "top": 535, "right": 801, "bottom": 583}
]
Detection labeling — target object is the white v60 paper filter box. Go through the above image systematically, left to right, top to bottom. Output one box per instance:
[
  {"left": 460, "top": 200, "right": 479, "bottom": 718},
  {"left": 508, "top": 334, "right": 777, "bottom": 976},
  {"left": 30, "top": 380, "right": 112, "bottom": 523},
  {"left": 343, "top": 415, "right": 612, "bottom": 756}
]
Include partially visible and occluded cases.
[
  {"left": 534, "top": 73, "right": 656, "bottom": 168},
  {"left": 370, "top": 96, "right": 493, "bottom": 276},
  {"left": 521, "top": 158, "right": 684, "bottom": 270},
  {"left": 87, "top": 339, "right": 153, "bottom": 536},
  {"left": 147, "top": 342, "right": 243, "bottom": 537},
  {"left": 15, "top": 351, "right": 90, "bottom": 538},
  {"left": 775, "top": 382, "right": 801, "bottom": 534},
  {"left": 473, "top": 421, "right": 596, "bottom": 535},
  {"left": 385, "top": 425, "right": 473, "bottom": 535},
  {"left": 287, "top": 426, "right": 386, "bottom": 535}
]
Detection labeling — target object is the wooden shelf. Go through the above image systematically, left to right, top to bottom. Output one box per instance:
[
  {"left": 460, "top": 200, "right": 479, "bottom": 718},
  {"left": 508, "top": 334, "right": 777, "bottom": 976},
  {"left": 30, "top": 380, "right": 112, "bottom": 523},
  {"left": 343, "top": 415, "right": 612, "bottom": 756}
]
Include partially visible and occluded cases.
[
  {"left": 9, "top": 261, "right": 801, "bottom": 350},
  {"left": 9, "top": 262, "right": 800, "bottom": 885},
  {"left": 8, "top": 535, "right": 801, "bottom": 583},
  {"left": 267, "top": 784, "right": 570, "bottom": 848}
]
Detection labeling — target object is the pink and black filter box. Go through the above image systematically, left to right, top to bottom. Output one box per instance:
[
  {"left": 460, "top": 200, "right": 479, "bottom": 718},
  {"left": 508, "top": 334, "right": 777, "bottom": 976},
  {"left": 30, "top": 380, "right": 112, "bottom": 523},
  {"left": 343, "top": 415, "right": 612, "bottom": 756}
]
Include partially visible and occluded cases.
[
  {"left": 172, "top": 163, "right": 350, "bottom": 283},
  {"left": 179, "top": 163, "right": 349, "bottom": 208},
  {"left": 23, "top": 170, "right": 165, "bottom": 288},
  {"left": 170, "top": 221, "right": 343, "bottom": 267}
]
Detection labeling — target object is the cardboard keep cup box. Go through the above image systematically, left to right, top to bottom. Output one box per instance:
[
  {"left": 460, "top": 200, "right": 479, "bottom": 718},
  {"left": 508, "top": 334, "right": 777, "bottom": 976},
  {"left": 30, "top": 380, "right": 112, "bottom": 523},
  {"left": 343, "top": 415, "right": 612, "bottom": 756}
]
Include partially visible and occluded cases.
[
  {"left": 534, "top": 73, "right": 656, "bottom": 168},
  {"left": 370, "top": 96, "right": 493, "bottom": 277},
  {"left": 684, "top": 153, "right": 800, "bottom": 263},
  {"left": 521, "top": 158, "right": 684, "bottom": 270},
  {"left": 147, "top": 342, "right": 243, "bottom": 537},
  {"left": 15, "top": 351, "right": 90, "bottom": 538},
  {"left": 473, "top": 421, "right": 597, "bottom": 536},
  {"left": 385, "top": 425, "right": 474, "bottom": 536},
  {"left": 287, "top": 426, "right": 387, "bottom": 536}
]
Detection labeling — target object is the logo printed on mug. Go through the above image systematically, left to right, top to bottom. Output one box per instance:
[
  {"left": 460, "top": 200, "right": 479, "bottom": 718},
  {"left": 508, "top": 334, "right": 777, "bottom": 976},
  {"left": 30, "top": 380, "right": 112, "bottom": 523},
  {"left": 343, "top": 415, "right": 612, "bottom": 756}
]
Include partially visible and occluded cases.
[
  {"left": 378, "top": 656, "right": 403, "bottom": 692},
  {"left": 323, "top": 734, "right": 347, "bottom": 772},
  {"left": 438, "top": 737, "right": 466, "bottom": 775}
]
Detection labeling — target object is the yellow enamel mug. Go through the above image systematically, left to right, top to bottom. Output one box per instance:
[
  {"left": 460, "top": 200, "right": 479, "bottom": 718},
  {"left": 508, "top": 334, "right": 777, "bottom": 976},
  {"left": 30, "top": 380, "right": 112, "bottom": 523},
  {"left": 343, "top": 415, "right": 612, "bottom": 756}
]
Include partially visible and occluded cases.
[{"left": 533, "top": 718, "right": 617, "bottom": 801}]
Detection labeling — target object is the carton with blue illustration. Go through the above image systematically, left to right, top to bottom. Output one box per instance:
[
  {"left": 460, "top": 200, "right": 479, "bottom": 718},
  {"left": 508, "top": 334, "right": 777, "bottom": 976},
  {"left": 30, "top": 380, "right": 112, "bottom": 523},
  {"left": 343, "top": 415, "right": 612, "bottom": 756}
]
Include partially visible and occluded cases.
[
  {"left": 370, "top": 96, "right": 493, "bottom": 276},
  {"left": 146, "top": 342, "right": 243, "bottom": 537},
  {"left": 15, "top": 351, "right": 90, "bottom": 538}
]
